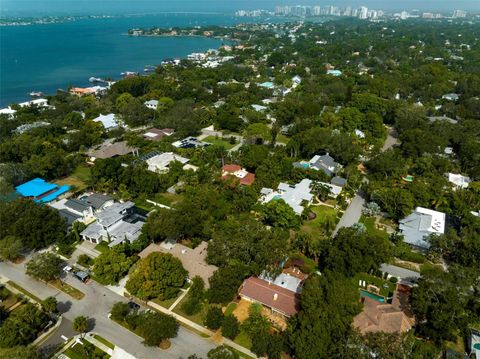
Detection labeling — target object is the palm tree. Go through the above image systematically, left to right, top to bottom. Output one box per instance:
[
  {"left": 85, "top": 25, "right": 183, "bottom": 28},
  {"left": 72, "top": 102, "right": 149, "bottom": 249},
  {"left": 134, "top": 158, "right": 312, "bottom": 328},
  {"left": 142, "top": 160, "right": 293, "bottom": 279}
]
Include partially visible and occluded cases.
[
  {"left": 312, "top": 182, "right": 332, "bottom": 202},
  {"left": 73, "top": 315, "right": 89, "bottom": 338}
]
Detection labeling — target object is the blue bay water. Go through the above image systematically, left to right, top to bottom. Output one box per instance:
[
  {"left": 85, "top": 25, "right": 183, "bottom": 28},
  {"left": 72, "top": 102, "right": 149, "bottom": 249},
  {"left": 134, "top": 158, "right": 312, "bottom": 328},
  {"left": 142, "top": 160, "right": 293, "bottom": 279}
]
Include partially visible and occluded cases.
[{"left": 0, "top": 13, "right": 246, "bottom": 106}]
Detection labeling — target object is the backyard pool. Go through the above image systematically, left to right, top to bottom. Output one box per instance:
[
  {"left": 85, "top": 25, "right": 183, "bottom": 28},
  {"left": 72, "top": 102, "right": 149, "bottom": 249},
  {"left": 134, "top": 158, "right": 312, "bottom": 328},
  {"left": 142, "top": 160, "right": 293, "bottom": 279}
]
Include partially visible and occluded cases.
[{"left": 360, "top": 289, "right": 386, "bottom": 303}]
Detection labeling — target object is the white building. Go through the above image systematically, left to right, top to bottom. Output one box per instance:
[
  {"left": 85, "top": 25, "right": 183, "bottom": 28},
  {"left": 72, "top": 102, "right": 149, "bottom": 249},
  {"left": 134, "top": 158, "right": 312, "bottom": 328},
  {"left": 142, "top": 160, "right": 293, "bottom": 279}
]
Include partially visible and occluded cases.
[
  {"left": 18, "top": 98, "right": 50, "bottom": 108},
  {"left": 144, "top": 100, "right": 159, "bottom": 110},
  {"left": 0, "top": 107, "right": 17, "bottom": 119},
  {"left": 93, "top": 113, "right": 120, "bottom": 131},
  {"left": 146, "top": 152, "right": 192, "bottom": 173},
  {"left": 446, "top": 173, "right": 471, "bottom": 189},
  {"left": 260, "top": 179, "right": 313, "bottom": 215},
  {"left": 399, "top": 207, "right": 446, "bottom": 250}
]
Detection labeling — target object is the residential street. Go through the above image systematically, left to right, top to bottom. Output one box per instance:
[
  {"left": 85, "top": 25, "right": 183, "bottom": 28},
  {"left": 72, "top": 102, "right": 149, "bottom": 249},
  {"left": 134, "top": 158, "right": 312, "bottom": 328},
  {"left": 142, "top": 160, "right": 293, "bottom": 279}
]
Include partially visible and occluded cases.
[
  {"left": 333, "top": 127, "right": 398, "bottom": 235},
  {"left": 0, "top": 260, "right": 217, "bottom": 359}
]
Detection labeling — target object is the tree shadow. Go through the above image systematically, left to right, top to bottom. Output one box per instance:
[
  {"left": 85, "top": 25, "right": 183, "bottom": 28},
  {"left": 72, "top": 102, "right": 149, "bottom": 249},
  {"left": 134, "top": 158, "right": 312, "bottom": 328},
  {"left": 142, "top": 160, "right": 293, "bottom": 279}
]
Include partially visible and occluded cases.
[
  {"left": 57, "top": 300, "right": 72, "bottom": 314},
  {"left": 87, "top": 317, "right": 96, "bottom": 331}
]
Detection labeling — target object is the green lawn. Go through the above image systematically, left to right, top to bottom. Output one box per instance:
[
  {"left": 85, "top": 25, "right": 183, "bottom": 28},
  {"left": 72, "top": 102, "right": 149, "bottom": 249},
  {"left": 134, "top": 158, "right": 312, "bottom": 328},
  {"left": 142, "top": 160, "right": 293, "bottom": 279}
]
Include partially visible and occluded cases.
[
  {"left": 276, "top": 133, "right": 290, "bottom": 144},
  {"left": 203, "top": 135, "right": 236, "bottom": 150},
  {"left": 54, "top": 165, "right": 91, "bottom": 192},
  {"left": 301, "top": 205, "right": 339, "bottom": 236},
  {"left": 359, "top": 216, "right": 389, "bottom": 240},
  {"left": 95, "top": 242, "right": 110, "bottom": 254},
  {"left": 353, "top": 272, "right": 396, "bottom": 298},
  {"left": 50, "top": 279, "right": 85, "bottom": 300},
  {"left": 7, "top": 281, "right": 42, "bottom": 303},
  {"left": 152, "top": 291, "right": 181, "bottom": 309},
  {"left": 172, "top": 294, "right": 208, "bottom": 326},
  {"left": 224, "top": 302, "right": 237, "bottom": 316},
  {"left": 234, "top": 330, "right": 252, "bottom": 350},
  {"left": 93, "top": 334, "right": 115, "bottom": 349},
  {"left": 63, "top": 339, "right": 110, "bottom": 359}
]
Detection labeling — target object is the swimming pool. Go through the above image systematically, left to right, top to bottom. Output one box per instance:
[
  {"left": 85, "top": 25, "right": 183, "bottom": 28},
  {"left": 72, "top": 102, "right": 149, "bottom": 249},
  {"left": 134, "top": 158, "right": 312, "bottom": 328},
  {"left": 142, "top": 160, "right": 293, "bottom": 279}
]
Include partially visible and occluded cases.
[{"left": 360, "top": 289, "right": 386, "bottom": 303}]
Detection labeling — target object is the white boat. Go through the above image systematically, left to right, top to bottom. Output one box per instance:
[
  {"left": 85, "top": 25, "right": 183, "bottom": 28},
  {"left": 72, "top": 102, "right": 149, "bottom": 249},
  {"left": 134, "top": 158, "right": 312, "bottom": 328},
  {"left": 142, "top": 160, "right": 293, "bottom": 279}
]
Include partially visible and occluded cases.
[
  {"left": 121, "top": 71, "right": 139, "bottom": 77},
  {"left": 89, "top": 77, "right": 105, "bottom": 83},
  {"left": 29, "top": 91, "right": 44, "bottom": 97}
]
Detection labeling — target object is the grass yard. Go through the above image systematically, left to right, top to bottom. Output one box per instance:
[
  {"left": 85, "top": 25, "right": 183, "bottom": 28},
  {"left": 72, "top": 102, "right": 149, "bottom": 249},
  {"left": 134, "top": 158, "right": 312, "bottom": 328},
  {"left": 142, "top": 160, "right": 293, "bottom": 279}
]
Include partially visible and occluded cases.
[
  {"left": 276, "top": 133, "right": 290, "bottom": 144},
  {"left": 203, "top": 135, "right": 236, "bottom": 150},
  {"left": 55, "top": 165, "right": 91, "bottom": 192},
  {"left": 133, "top": 198, "right": 155, "bottom": 212},
  {"left": 301, "top": 205, "right": 339, "bottom": 236},
  {"left": 360, "top": 216, "right": 390, "bottom": 240},
  {"left": 95, "top": 241, "right": 110, "bottom": 254},
  {"left": 353, "top": 272, "right": 396, "bottom": 298},
  {"left": 50, "top": 279, "right": 85, "bottom": 300},
  {"left": 7, "top": 281, "right": 42, "bottom": 303},
  {"left": 152, "top": 291, "right": 181, "bottom": 309},
  {"left": 172, "top": 294, "right": 208, "bottom": 326},
  {"left": 224, "top": 302, "right": 237, "bottom": 316},
  {"left": 234, "top": 330, "right": 252, "bottom": 350},
  {"left": 93, "top": 334, "right": 115, "bottom": 350},
  {"left": 63, "top": 339, "right": 110, "bottom": 359}
]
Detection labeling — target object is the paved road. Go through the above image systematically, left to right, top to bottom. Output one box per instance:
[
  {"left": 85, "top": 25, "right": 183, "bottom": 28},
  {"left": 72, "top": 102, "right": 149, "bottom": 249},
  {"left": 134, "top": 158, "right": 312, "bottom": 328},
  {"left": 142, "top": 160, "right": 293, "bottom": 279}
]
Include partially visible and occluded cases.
[
  {"left": 332, "top": 127, "right": 399, "bottom": 236},
  {"left": 0, "top": 261, "right": 216, "bottom": 359}
]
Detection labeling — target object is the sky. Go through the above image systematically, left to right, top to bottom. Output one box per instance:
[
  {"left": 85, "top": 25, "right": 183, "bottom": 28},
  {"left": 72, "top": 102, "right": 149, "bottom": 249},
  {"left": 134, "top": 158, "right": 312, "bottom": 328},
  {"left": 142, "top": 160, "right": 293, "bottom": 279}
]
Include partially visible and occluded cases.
[{"left": 1, "top": 0, "right": 479, "bottom": 17}]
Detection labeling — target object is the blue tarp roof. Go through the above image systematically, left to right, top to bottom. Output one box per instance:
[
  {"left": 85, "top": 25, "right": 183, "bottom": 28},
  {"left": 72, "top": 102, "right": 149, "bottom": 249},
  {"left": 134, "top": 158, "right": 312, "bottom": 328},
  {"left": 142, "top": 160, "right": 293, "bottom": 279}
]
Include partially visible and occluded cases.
[
  {"left": 15, "top": 178, "right": 70, "bottom": 203},
  {"left": 15, "top": 178, "right": 57, "bottom": 197}
]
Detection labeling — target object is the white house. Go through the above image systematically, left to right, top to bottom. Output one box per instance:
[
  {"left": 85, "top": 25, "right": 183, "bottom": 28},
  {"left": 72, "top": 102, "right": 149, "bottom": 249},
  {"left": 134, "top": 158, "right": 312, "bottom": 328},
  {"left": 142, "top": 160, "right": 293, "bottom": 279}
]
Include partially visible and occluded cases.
[
  {"left": 291, "top": 75, "right": 302, "bottom": 88},
  {"left": 18, "top": 98, "right": 50, "bottom": 108},
  {"left": 144, "top": 100, "right": 159, "bottom": 110},
  {"left": 0, "top": 107, "right": 16, "bottom": 119},
  {"left": 93, "top": 113, "right": 120, "bottom": 131},
  {"left": 146, "top": 152, "right": 192, "bottom": 173},
  {"left": 446, "top": 173, "right": 471, "bottom": 189},
  {"left": 260, "top": 179, "right": 314, "bottom": 215},
  {"left": 399, "top": 207, "right": 446, "bottom": 250}
]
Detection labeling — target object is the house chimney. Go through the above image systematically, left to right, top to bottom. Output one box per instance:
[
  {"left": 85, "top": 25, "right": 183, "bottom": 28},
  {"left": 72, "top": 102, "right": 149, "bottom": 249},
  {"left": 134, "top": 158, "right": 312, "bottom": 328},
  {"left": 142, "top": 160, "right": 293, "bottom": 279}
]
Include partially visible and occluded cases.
[{"left": 273, "top": 293, "right": 278, "bottom": 301}]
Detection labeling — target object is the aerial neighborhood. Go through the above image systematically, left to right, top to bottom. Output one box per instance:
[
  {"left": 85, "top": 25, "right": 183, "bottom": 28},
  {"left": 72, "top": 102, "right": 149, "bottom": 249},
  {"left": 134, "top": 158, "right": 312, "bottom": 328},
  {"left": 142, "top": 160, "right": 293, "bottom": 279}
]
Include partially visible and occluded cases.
[{"left": 0, "top": 12, "right": 480, "bottom": 359}]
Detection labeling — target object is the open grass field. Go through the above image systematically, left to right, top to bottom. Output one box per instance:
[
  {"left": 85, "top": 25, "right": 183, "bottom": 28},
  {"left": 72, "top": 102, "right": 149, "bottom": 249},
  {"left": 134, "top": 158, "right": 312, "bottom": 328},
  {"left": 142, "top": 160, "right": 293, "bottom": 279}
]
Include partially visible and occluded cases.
[
  {"left": 203, "top": 135, "right": 236, "bottom": 150},
  {"left": 55, "top": 165, "right": 91, "bottom": 192},
  {"left": 301, "top": 205, "right": 339, "bottom": 236}
]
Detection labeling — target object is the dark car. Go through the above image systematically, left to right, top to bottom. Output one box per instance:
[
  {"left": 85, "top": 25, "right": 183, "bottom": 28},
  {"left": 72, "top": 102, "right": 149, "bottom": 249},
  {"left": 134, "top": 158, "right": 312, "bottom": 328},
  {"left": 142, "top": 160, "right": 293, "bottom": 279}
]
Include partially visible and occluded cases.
[{"left": 128, "top": 301, "right": 140, "bottom": 311}]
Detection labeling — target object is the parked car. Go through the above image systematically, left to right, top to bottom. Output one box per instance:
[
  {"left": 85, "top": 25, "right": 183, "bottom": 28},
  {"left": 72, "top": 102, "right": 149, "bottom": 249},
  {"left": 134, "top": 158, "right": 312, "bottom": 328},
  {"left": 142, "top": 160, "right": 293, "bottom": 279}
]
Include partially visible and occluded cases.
[{"left": 128, "top": 301, "right": 140, "bottom": 311}]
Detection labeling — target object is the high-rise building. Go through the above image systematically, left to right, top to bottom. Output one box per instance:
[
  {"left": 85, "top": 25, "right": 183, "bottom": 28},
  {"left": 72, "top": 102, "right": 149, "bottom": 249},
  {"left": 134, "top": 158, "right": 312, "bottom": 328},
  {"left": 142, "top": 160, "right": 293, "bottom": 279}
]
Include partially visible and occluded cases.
[
  {"left": 344, "top": 6, "right": 352, "bottom": 16},
  {"left": 358, "top": 6, "right": 368, "bottom": 20},
  {"left": 453, "top": 10, "right": 467, "bottom": 18},
  {"left": 400, "top": 11, "right": 409, "bottom": 20}
]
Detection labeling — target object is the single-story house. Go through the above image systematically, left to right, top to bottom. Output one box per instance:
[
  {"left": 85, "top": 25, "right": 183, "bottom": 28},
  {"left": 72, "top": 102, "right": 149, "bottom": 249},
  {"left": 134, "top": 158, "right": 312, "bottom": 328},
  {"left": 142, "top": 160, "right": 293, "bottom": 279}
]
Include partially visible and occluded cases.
[
  {"left": 327, "top": 69, "right": 342, "bottom": 76},
  {"left": 70, "top": 87, "right": 96, "bottom": 96},
  {"left": 442, "top": 93, "right": 460, "bottom": 101},
  {"left": 18, "top": 98, "right": 50, "bottom": 108},
  {"left": 144, "top": 100, "right": 159, "bottom": 110},
  {"left": 251, "top": 104, "right": 267, "bottom": 112},
  {"left": 0, "top": 107, "right": 16, "bottom": 119},
  {"left": 93, "top": 113, "right": 120, "bottom": 131},
  {"left": 427, "top": 115, "right": 458, "bottom": 125},
  {"left": 142, "top": 128, "right": 175, "bottom": 141},
  {"left": 172, "top": 137, "right": 210, "bottom": 149},
  {"left": 87, "top": 140, "right": 138, "bottom": 161},
  {"left": 146, "top": 152, "right": 191, "bottom": 173},
  {"left": 294, "top": 153, "right": 342, "bottom": 177},
  {"left": 222, "top": 164, "right": 255, "bottom": 186},
  {"left": 446, "top": 173, "right": 471, "bottom": 189},
  {"left": 15, "top": 178, "right": 70, "bottom": 204},
  {"left": 260, "top": 179, "right": 313, "bottom": 215},
  {"left": 80, "top": 201, "right": 145, "bottom": 247},
  {"left": 399, "top": 207, "right": 446, "bottom": 250},
  {"left": 138, "top": 241, "right": 218, "bottom": 287},
  {"left": 239, "top": 276, "right": 300, "bottom": 318},
  {"left": 353, "top": 284, "right": 415, "bottom": 335}
]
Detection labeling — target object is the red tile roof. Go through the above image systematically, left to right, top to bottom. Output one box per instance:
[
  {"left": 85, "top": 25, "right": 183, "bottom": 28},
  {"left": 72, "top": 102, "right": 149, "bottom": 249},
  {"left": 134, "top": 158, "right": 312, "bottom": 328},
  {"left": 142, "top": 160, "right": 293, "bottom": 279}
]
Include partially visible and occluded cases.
[
  {"left": 223, "top": 164, "right": 242, "bottom": 172},
  {"left": 221, "top": 165, "right": 255, "bottom": 186},
  {"left": 239, "top": 172, "right": 255, "bottom": 186},
  {"left": 239, "top": 277, "right": 300, "bottom": 317}
]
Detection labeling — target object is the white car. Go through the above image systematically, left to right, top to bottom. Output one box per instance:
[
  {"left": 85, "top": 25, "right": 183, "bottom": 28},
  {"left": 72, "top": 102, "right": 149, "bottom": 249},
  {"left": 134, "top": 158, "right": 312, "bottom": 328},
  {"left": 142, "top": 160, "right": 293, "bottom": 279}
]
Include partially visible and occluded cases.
[{"left": 63, "top": 265, "right": 73, "bottom": 273}]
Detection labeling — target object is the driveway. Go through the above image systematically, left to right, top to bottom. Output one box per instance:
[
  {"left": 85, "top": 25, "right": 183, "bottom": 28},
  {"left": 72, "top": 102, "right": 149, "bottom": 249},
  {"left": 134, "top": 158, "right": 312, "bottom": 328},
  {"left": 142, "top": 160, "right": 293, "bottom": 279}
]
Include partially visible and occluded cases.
[
  {"left": 332, "top": 190, "right": 366, "bottom": 236},
  {"left": 0, "top": 261, "right": 216, "bottom": 359}
]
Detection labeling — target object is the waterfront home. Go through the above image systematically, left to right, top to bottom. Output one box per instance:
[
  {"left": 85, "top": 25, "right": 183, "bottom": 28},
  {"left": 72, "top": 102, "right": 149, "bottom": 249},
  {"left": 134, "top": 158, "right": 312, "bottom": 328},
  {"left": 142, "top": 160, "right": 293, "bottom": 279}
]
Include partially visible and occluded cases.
[
  {"left": 70, "top": 87, "right": 96, "bottom": 96},
  {"left": 18, "top": 98, "right": 50, "bottom": 108},
  {"left": 144, "top": 100, "right": 159, "bottom": 110},
  {"left": 0, "top": 107, "right": 16, "bottom": 119},
  {"left": 92, "top": 113, "right": 120, "bottom": 131},
  {"left": 146, "top": 152, "right": 192, "bottom": 174},
  {"left": 222, "top": 164, "right": 255, "bottom": 186},
  {"left": 15, "top": 178, "right": 70, "bottom": 204},
  {"left": 260, "top": 179, "right": 313, "bottom": 215},
  {"left": 80, "top": 201, "right": 145, "bottom": 247},
  {"left": 399, "top": 207, "right": 446, "bottom": 250}
]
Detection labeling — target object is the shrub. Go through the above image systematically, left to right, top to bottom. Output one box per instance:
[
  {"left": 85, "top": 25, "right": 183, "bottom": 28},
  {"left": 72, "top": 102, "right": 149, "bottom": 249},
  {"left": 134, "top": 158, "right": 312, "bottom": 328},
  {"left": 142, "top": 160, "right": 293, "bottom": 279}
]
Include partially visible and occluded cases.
[
  {"left": 204, "top": 306, "right": 224, "bottom": 330},
  {"left": 221, "top": 314, "right": 240, "bottom": 340}
]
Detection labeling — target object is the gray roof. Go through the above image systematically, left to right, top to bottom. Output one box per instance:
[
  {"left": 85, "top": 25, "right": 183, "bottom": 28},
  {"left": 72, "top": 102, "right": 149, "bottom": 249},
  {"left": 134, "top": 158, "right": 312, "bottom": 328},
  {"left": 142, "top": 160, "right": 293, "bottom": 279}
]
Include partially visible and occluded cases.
[
  {"left": 427, "top": 116, "right": 458, "bottom": 125},
  {"left": 310, "top": 154, "right": 341, "bottom": 176},
  {"left": 331, "top": 176, "right": 347, "bottom": 187},
  {"left": 83, "top": 193, "right": 113, "bottom": 210},
  {"left": 65, "top": 198, "right": 91, "bottom": 213},
  {"left": 96, "top": 201, "right": 135, "bottom": 228},
  {"left": 58, "top": 209, "right": 82, "bottom": 226},
  {"left": 399, "top": 213, "right": 430, "bottom": 249},
  {"left": 81, "top": 221, "right": 103, "bottom": 240},
  {"left": 379, "top": 263, "right": 420, "bottom": 285}
]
